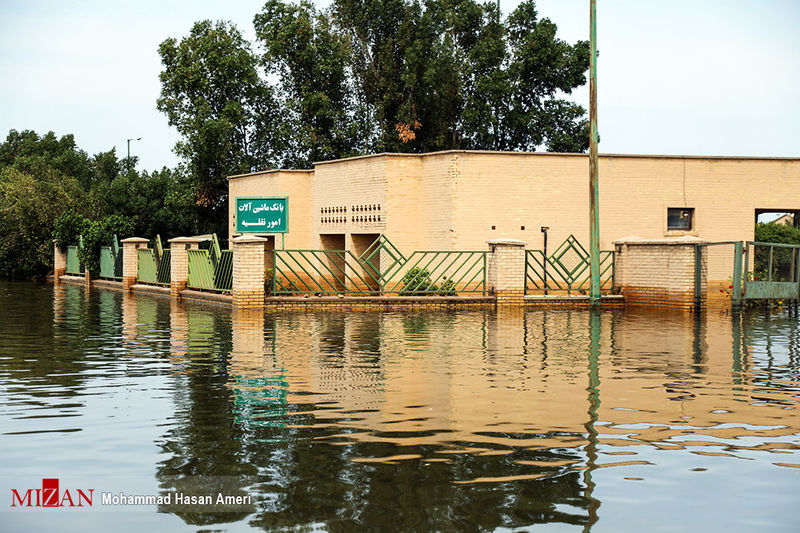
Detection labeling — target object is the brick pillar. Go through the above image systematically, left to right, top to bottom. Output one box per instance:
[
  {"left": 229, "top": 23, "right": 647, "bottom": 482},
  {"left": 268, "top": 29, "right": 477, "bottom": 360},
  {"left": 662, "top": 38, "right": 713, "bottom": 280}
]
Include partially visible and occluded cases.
[
  {"left": 232, "top": 235, "right": 268, "bottom": 308},
  {"left": 120, "top": 237, "right": 149, "bottom": 291},
  {"left": 168, "top": 237, "right": 202, "bottom": 300},
  {"left": 613, "top": 237, "right": 707, "bottom": 309},
  {"left": 487, "top": 239, "right": 527, "bottom": 306},
  {"left": 53, "top": 240, "right": 67, "bottom": 283},
  {"left": 84, "top": 269, "right": 92, "bottom": 288}
]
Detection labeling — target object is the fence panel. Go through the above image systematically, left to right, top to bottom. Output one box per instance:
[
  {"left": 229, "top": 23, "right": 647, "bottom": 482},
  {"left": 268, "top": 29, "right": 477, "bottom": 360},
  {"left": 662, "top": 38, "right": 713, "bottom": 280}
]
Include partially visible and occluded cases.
[
  {"left": 525, "top": 235, "right": 614, "bottom": 295},
  {"left": 66, "top": 246, "right": 82, "bottom": 275},
  {"left": 99, "top": 247, "right": 116, "bottom": 279},
  {"left": 273, "top": 247, "right": 487, "bottom": 295},
  {"left": 138, "top": 249, "right": 159, "bottom": 284},
  {"left": 157, "top": 249, "right": 171, "bottom": 285},
  {"left": 187, "top": 249, "right": 216, "bottom": 291},
  {"left": 273, "top": 250, "right": 379, "bottom": 294},
  {"left": 383, "top": 251, "right": 487, "bottom": 295}
]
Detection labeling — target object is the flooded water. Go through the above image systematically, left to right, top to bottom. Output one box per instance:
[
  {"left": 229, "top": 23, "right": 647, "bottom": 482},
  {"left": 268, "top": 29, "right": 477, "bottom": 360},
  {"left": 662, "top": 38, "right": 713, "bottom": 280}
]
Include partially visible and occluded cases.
[{"left": 0, "top": 281, "right": 798, "bottom": 532}]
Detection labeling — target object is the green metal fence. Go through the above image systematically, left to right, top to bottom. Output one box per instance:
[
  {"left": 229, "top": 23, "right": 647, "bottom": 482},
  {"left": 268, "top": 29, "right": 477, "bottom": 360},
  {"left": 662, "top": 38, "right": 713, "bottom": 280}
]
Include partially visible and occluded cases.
[
  {"left": 186, "top": 234, "right": 233, "bottom": 292},
  {"left": 99, "top": 235, "right": 122, "bottom": 280},
  {"left": 525, "top": 235, "right": 615, "bottom": 295},
  {"left": 137, "top": 236, "right": 171, "bottom": 286},
  {"left": 273, "top": 237, "right": 487, "bottom": 295},
  {"left": 743, "top": 241, "right": 800, "bottom": 301},
  {"left": 65, "top": 245, "right": 82, "bottom": 275},
  {"left": 138, "top": 249, "right": 159, "bottom": 284},
  {"left": 157, "top": 249, "right": 171, "bottom": 285}
]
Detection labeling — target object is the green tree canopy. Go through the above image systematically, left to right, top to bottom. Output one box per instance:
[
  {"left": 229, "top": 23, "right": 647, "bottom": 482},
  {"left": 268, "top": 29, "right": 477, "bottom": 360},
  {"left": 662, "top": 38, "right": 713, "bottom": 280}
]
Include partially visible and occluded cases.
[{"left": 157, "top": 20, "right": 280, "bottom": 233}]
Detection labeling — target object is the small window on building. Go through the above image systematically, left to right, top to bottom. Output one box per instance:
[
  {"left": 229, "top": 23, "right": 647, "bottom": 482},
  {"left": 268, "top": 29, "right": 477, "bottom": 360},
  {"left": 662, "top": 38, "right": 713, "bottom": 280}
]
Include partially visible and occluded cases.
[{"left": 667, "top": 207, "right": 694, "bottom": 231}]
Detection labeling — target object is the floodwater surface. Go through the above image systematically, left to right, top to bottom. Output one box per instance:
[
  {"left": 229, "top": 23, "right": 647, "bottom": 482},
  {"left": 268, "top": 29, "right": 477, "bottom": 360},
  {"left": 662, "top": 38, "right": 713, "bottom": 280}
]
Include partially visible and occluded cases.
[{"left": 0, "top": 281, "right": 798, "bottom": 532}]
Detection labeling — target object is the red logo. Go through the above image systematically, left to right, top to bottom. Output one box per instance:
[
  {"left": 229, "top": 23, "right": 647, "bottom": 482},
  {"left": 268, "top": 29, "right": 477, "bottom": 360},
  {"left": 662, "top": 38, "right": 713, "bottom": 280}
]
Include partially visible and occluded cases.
[{"left": 10, "top": 478, "right": 93, "bottom": 508}]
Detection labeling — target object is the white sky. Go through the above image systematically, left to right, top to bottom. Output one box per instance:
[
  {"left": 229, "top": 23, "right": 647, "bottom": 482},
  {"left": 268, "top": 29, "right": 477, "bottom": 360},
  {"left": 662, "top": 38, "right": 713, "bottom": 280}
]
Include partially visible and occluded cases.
[{"left": 1, "top": 0, "right": 798, "bottom": 172}]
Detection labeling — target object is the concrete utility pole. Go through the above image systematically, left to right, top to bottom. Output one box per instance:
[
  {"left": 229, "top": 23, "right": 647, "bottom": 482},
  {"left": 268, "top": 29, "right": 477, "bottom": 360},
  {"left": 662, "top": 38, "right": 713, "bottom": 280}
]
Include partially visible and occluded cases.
[{"left": 589, "top": 0, "right": 601, "bottom": 307}]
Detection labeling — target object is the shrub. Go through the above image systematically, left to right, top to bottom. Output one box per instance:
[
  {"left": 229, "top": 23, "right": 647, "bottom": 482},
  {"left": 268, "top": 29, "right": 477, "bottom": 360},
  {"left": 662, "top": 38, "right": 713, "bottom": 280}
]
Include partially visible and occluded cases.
[
  {"left": 53, "top": 211, "right": 89, "bottom": 251},
  {"left": 78, "top": 215, "right": 134, "bottom": 275}
]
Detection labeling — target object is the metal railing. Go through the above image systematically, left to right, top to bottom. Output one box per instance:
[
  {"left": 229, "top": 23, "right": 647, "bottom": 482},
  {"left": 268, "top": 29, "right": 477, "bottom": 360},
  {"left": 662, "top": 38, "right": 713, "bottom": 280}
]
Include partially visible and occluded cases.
[
  {"left": 186, "top": 234, "right": 233, "bottom": 292},
  {"left": 99, "top": 235, "right": 122, "bottom": 280},
  {"left": 525, "top": 235, "right": 615, "bottom": 295},
  {"left": 138, "top": 236, "right": 171, "bottom": 286},
  {"left": 272, "top": 240, "right": 488, "bottom": 296},
  {"left": 743, "top": 241, "right": 800, "bottom": 300},
  {"left": 65, "top": 245, "right": 82, "bottom": 275}
]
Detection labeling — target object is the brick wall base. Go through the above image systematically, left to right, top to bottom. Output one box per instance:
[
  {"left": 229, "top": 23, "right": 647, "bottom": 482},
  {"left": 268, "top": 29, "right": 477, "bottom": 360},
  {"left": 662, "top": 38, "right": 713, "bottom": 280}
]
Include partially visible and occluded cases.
[
  {"left": 54, "top": 267, "right": 65, "bottom": 284},
  {"left": 122, "top": 275, "right": 137, "bottom": 291},
  {"left": 171, "top": 281, "right": 187, "bottom": 300},
  {"left": 622, "top": 286, "right": 699, "bottom": 310},
  {"left": 233, "top": 289, "right": 265, "bottom": 308},
  {"left": 495, "top": 289, "right": 525, "bottom": 306}
]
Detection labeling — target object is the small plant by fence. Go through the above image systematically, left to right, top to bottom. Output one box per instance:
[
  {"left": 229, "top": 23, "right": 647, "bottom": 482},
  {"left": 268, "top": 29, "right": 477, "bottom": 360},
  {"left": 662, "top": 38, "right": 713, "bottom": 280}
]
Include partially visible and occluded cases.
[{"left": 525, "top": 235, "right": 615, "bottom": 295}]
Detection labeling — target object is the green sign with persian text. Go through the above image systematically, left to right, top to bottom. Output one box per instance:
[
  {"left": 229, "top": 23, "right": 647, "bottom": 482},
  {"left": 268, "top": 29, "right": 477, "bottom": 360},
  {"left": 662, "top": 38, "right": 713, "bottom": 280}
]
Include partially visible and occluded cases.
[{"left": 235, "top": 197, "right": 288, "bottom": 233}]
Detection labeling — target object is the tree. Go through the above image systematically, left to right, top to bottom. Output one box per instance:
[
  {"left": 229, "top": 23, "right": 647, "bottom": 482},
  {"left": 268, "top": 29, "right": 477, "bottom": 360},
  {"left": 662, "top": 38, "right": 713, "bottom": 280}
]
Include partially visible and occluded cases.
[
  {"left": 255, "top": 0, "right": 366, "bottom": 167},
  {"left": 330, "top": 0, "right": 590, "bottom": 152},
  {"left": 157, "top": 20, "right": 280, "bottom": 234},
  {"left": 0, "top": 167, "right": 92, "bottom": 279}
]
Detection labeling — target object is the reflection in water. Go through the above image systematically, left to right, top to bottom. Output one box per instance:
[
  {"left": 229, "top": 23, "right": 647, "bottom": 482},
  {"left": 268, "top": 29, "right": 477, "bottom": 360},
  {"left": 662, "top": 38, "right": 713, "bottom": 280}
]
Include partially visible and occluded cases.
[{"left": 0, "top": 281, "right": 798, "bottom": 532}]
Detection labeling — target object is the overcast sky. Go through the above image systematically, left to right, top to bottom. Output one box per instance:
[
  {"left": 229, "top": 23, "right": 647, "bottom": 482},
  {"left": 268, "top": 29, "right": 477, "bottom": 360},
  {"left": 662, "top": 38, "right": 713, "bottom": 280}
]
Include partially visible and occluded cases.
[{"left": 1, "top": 0, "right": 798, "bottom": 172}]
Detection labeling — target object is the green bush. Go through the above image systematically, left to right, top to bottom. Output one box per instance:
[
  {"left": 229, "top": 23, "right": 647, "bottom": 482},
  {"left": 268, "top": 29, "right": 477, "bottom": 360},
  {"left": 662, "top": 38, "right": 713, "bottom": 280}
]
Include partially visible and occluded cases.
[
  {"left": 53, "top": 211, "right": 89, "bottom": 251},
  {"left": 78, "top": 215, "right": 134, "bottom": 276},
  {"left": 753, "top": 222, "right": 800, "bottom": 280},
  {"left": 401, "top": 267, "right": 436, "bottom": 295}
]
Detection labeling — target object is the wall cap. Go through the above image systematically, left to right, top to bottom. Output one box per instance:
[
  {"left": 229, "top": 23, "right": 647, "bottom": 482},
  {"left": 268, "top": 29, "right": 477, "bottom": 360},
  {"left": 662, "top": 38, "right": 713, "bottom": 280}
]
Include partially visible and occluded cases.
[
  {"left": 232, "top": 235, "right": 269, "bottom": 244},
  {"left": 168, "top": 236, "right": 206, "bottom": 244},
  {"left": 613, "top": 236, "right": 709, "bottom": 245},
  {"left": 120, "top": 237, "right": 149, "bottom": 244},
  {"left": 487, "top": 239, "right": 527, "bottom": 247}
]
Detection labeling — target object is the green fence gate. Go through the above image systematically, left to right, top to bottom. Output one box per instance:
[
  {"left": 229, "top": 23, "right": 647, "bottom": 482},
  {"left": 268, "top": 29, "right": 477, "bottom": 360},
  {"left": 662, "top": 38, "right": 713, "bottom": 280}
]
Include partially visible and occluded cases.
[
  {"left": 525, "top": 235, "right": 615, "bottom": 295},
  {"left": 743, "top": 241, "right": 800, "bottom": 301}
]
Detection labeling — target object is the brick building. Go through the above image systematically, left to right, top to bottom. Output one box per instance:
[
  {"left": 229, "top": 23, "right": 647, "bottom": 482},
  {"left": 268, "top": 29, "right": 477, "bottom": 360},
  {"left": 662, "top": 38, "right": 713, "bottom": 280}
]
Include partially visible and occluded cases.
[{"left": 228, "top": 150, "right": 800, "bottom": 255}]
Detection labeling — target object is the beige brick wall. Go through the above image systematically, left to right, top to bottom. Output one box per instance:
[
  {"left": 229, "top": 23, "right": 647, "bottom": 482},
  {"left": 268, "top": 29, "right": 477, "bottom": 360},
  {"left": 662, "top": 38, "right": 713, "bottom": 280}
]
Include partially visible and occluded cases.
[
  {"left": 227, "top": 152, "right": 799, "bottom": 287},
  {"left": 228, "top": 170, "right": 314, "bottom": 249},
  {"left": 615, "top": 240, "right": 706, "bottom": 308}
]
